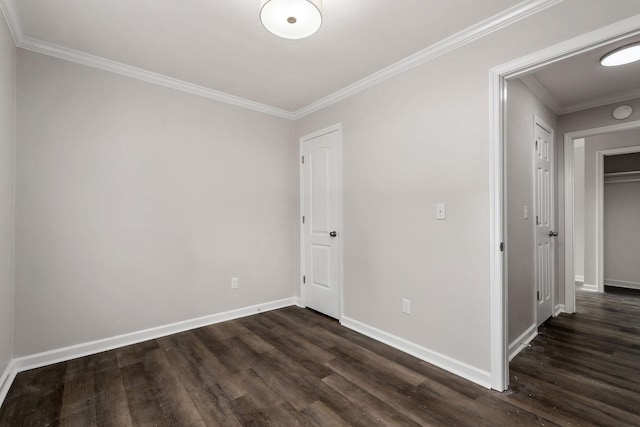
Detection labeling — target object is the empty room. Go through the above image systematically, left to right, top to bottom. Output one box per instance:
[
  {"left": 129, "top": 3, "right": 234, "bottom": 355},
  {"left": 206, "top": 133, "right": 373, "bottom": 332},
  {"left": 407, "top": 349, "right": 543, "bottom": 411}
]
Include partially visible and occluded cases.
[{"left": 1, "top": 0, "right": 639, "bottom": 425}]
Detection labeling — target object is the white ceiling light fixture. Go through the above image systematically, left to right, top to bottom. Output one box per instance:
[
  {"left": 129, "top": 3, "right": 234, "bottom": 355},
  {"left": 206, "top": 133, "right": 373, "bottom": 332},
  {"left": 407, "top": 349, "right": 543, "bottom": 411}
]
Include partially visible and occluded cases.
[
  {"left": 260, "top": 0, "right": 322, "bottom": 40},
  {"left": 600, "top": 42, "right": 640, "bottom": 67}
]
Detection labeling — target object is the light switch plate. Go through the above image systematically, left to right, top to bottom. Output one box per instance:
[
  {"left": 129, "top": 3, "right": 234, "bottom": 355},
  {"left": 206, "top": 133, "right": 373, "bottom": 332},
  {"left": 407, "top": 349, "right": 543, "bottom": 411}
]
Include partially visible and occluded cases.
[{"left": 436, "top": 203, "right": 446, "bottom": 220}]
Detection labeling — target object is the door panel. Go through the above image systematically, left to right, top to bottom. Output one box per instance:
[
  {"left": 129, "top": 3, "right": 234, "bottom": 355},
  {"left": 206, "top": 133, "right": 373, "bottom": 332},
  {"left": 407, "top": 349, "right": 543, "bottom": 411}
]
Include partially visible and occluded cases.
[
  {"left": 535, "top": 121, "right": 554, "bottom": 326},
  {"left": 302, "top": 128, "right": 341, "bottom": 319}
]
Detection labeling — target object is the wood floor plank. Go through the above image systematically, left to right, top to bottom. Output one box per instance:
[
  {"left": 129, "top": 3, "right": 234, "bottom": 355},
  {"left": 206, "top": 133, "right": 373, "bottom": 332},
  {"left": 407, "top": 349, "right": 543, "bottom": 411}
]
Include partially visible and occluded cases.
[
  {"left": 1, "top": 289, "right": 639, "bottom": 426},
  {"left": 157, "top": 333, "right": 241, "bottom": 427},
  {"left": 93, "top": 351, "right": 134, "bottom": 427},
  {"left": 59, "top": 356, "right": 97, "bottom": 426},
  {"left": 0, "top": 362, "right": 66, "bottom": 427},
  {"left": 120, "top": 362, "right": 170, "bottom": 426},
  {"left": 322, "top": 373, "right": 422, "bottom": 426}
]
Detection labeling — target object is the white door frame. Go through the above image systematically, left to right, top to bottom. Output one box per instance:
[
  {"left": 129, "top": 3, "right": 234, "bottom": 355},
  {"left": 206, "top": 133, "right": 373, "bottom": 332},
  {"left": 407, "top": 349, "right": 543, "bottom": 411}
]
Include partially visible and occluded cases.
[
  {"left": 489, "top": 16, "right": 640, "bottom": 391},
  {"left": 299, "top": 123, "right": 344, "bottom": 319},
  {"left": 563, "top": 123, "right": 640, "bottom": 312}
]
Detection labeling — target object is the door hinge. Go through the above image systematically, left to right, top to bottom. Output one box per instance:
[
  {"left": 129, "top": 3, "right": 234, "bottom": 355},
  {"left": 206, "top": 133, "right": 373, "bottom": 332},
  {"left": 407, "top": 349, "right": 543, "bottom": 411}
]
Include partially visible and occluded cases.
[
  {"left": 301, "top": 155, "right": 304, "bottom": 164},
  {"left": 302, "top": 215, "right": 305, "bottom": 224},
  {"left": 536, "top": 215, "right": 540, "bottom": 225},
  {"left": 500, "top": 242, "right": 504, "bottom": 252},
  {"left": 303, "top": 275, "right": 306, "bottom": 284},
  {"left": 537, "top": 291, "right": 540, "bottom": 301}
]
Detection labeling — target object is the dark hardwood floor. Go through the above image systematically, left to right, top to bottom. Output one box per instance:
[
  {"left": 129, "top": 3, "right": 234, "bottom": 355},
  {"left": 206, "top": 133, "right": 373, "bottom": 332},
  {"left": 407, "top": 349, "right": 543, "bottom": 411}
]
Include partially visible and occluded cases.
[{"left": 1, "top": 289, "right": 639, "bottom": 426}]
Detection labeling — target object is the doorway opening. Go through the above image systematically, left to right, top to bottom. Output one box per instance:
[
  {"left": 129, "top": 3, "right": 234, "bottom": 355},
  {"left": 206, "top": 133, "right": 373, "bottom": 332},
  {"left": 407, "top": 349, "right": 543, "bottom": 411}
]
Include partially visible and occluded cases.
[
  {"left": 489, "top": 19, "right": 640, "bottom": 391},
  {"left": 564, "top": 125, "right": 640, "bottom": 312}
]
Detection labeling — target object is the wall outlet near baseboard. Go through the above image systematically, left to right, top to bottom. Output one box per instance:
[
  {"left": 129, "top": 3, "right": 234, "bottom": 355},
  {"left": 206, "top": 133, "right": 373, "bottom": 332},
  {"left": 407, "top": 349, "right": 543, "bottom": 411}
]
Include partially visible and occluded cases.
[
  {"left": 231, "top": 277, "right": 238, "bottom": 289},
  {"left": 402, "top": 299, "right": 411, "bottom": 314}
]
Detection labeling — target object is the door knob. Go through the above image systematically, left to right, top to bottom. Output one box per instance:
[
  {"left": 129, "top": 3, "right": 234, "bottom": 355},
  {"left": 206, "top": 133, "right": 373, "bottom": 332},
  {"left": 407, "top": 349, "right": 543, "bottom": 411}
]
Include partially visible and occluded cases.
[
  {"left": 329, "top": 231, "right": 337, "bottom": 237},
  {"left": 549, "top": 231, "right": 558, "bottom": 237}
]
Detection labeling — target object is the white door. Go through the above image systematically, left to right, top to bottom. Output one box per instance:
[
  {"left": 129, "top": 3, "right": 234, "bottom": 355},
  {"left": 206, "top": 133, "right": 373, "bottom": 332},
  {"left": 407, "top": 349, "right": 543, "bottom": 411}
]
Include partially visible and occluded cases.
[
  {"left": 534, "top": 120, "right": 555, "bottom": 326},
  {"left": 301, "top": 126, "right": 341, "bottom": 319}
]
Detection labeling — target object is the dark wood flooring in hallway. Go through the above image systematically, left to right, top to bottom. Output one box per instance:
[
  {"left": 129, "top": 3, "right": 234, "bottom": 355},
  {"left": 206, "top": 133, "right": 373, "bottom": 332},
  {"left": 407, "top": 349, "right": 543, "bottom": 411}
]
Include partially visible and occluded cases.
[{"left": 0, "top": 288, "right": 638, "bottom": 426}]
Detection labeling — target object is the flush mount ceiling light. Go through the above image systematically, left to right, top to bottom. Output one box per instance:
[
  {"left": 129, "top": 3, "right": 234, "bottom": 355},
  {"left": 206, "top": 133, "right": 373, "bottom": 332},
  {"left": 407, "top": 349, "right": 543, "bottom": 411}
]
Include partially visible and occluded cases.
[
  {"left": 260, "top": 0, "right": 322, "bottom": 40},
  {"left": 600, "top": 42, "right": 640, "bottom": 67}
]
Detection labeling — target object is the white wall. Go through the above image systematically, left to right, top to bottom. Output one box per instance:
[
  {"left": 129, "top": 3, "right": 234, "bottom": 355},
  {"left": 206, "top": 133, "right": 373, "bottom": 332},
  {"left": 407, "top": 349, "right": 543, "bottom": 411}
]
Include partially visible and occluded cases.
[
  {"left": 2, "top": 0, "right": 640, "bottom": 387},
  {"left": 295, "top": 2, "right": 640, "bottom": 376},
  {"left": 0, "top": 14, "right": 16, "bottom": 378},
  {"left": 14, "top": 50, "right": 298, "bottom": 356},
  {"left": 506, "top": 79, "right": 557, "bottom": 344},
  {"left": 573, "top": 139, "right": 585, "bottom": 282},
  {"left": 604, "top": 177, "right": 640, "bottom": 289}
]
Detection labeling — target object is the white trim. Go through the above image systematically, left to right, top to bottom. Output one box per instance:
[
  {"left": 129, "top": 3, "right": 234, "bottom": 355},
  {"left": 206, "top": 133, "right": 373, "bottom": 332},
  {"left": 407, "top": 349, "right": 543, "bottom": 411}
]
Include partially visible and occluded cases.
[
  {"left": 0, "top": 0, "right": 22, "bottom": 45},
  {"left": 295, "top": 0, "right": 560, "bottom": 119},
  {"left": 490, "top": 14, "right": 640, "bottom": 394},
  {"left": 17, "top": 36, "right": 296, "bottom": 120},
  {"left": 489, "top": 66, "right": 507, "bottom": 392},
  {"left": 520, "top": 75, "right": 562, "bottom": 114},
  {"left": 519, "top": 76, "right": 640, "bottom": 116},
  {"left": 561, "top": 89, "right": 640, "bottom": 115},
  {"left": 299, "top": 124, "right": 343, "bottom": 320},
  {"left": 564, "top": 136, "right": 577, "bottom": 313},
  {"left": 596, "top": 151, "right": 605, "bottom": 293},
  {"left": 574, "top": 275, "right": 584, "bottom": 283},
  {"left": 605, "top": 279, "right": 640, "bottom": 290},
  {"left": 578, "top": 283, "right": 599, "bottom": 292},
  {"left": 10, "top": 297, "right": 299, "bottom": 374},
  {"left": 554, "top": 304, "right": 566, "bottom": 316},
  {"left": 341, "top": 316, "right": 492, "bottom": 389},
  {"left": 508, "top": 323, "right": 537, "bottom": 361},
  {"left": 0, "top": 360, "right": 17, "bottom": 407}
]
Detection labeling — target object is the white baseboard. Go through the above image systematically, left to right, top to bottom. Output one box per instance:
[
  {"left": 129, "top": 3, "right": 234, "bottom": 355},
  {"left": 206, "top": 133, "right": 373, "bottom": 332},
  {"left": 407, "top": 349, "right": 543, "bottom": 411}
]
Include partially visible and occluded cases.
[
  {"left": 574, "top": 275, "right": 584, "bottom": 284},
  {"left": 605, "top": 279, "right": 640, "bottom": 291},
  {"left": 577, "top": 283, "right": 598, "bottom": 292},
  {"left": 11, "top": 297, "right": 300, "bottom": 376},
  {"left": 554, "top": 304, "right": 566, "bottom": 317},
  {"left": 340, "top": 316, "right": 491, "bottom": 389},
  {"left": 508, "top": 323, "right": 537, "bottom": 362},
  {"left": 0, "top": 360, "right": 17, "bottom": 408}
]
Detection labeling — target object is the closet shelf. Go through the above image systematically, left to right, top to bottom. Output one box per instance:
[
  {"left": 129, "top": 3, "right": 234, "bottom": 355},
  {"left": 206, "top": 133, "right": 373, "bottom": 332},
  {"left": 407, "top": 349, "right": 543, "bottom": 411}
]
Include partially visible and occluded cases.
[{"left": 604, "top": 170, "right": 640, "bottom": 184}]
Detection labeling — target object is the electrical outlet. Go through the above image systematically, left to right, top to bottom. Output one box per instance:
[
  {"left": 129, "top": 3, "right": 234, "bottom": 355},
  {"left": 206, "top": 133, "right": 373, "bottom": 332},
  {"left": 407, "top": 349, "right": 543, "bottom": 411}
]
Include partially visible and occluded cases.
[
  {"left": 231, "top": 277, "right": 238, "bottom": 289},
  {"left": 402, "top": 299, "right": 411, "bottom": 314}
]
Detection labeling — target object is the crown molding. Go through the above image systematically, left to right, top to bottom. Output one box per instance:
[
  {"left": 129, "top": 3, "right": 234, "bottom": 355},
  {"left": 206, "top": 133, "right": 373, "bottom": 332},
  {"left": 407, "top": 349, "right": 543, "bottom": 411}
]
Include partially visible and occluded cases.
[
  {"left": 0, "top": 0, "right": 22, "bottom": 45},
  {"left": 0, "top": 0, "right": 294, "bottom": 120},
  {"left": 2, "top": 0, "right": 561, "bottom": 121},
  {"left": 293, "top": 0, "right": 563, "bottom": 119},
  {"left": 17, "top": 37, "right": 296, "bottom": 120},
  {"left": 520, "top": 74, "right": 640, "bottom": 116},
  {"left": 520, "top": 75, "right": 562, "bottom": 114},
  {"left": 560, "top": 89, "right": 640, "bottom": 115}
]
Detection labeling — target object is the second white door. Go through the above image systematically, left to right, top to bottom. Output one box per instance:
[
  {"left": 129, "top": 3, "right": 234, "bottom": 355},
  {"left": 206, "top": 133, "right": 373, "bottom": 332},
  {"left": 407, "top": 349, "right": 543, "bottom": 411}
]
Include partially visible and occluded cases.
[
  {"left": 534, "top": 119, "right": 555, "bottom": 325},
  {"left": 301, "top": 126, "right": 341, "bottom": 319}
]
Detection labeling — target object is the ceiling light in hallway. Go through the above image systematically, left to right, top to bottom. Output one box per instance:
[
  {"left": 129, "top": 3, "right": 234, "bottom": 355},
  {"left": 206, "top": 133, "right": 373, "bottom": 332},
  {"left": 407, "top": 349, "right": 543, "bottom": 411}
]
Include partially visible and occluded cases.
[{"left": 600, "top": 42, "right": 640, "bottom": 66}]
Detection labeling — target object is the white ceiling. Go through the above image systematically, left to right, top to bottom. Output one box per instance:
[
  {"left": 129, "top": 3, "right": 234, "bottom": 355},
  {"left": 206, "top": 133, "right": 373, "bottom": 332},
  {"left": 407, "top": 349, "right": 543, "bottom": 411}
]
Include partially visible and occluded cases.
[
  {"left": 6, "top": 0, "right": 639, "bottom": 116},
  {"left": 10, "top": 0, "right": 524, "bottom": 112},
  {"left": 521, "top": 33, "right": 640, "bottom": 114}
]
